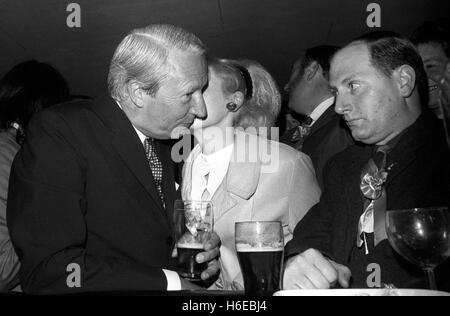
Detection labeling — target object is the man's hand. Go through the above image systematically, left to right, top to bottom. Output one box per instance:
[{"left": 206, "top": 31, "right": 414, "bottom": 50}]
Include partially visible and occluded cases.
[
  {"left": 171, "top": 232, "right": 221, "bottom": 282},
  {"left": 196, "top": 232, "right": 221, "bottom": 280},
  {"left": 197, "top": 232, "right": 221, "bottom": 280},
  {"left": 283, "top": 249, "right": 351, "bottom": 289}
]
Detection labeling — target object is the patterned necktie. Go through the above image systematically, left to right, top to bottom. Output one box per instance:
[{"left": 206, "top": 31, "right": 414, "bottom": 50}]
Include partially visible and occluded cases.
[
  {"left": 291, "top": 116, "right": 314, "bottom": 148},
  {"left": 144, "top": 138, "right": 165, "bottom": 208},
  {"left": 357, "top": 145, "right": 390, "bottom": 254}
]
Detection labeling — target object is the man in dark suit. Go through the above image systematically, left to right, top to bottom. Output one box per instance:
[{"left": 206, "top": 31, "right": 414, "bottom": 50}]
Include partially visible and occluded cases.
[
  {"left": 6, "top": 24, "right": 220, "bottom": 294},
  {"left": 283, "top": 35, "right": 450, "bottom": 290},
  {"left": 281, "top": 46, "right": 354, "bottom": 189}
]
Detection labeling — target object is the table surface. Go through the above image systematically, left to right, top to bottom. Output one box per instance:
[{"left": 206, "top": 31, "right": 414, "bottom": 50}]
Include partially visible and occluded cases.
[
  {"left": 2, "top": 288, "right": 449, "bottom": 296},
  {"left": 274, "top": 289, "right": 450, "bottom": 296}
]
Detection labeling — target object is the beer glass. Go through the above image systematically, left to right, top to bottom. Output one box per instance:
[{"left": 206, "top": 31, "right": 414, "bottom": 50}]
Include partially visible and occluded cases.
[
  {"left": 174, "top": 200, "right": 213, "bottom": 281},
  {"left": 235, "top": 221, "right": 284, "bottom": 295}
]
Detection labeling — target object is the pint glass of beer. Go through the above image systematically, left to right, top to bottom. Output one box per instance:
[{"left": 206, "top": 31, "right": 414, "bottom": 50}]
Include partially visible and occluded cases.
[
  {"left": 174, "top": 200, "right": 214, "bottom": 281},
  {"left": 235, "top": 221, "right": 284, "bottom": 295}
]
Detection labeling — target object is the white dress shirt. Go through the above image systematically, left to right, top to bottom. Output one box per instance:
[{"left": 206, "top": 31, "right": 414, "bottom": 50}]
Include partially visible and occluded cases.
[
  {"left": 308, "top": 97, "right": 335, "bottom": 126},
  {"left": 117, "top": 101, "right": 181, "bottom": 291},
  {"left": 190, "top": 144, "right": 234, "bottom": 201}
]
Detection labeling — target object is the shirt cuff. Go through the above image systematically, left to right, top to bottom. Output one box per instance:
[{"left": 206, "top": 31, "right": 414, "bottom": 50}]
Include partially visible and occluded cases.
[{"left": 162, "top": 269, "right": 181, "bottom": 291}]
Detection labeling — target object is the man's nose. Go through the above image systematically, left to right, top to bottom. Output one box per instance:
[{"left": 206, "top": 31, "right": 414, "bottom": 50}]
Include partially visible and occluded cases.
[
  {"left": 191, "top": 92, "right": 207, "bottom": 118},
  {"left": 334, "top": 95, "right": 352, "bottom": 115}
]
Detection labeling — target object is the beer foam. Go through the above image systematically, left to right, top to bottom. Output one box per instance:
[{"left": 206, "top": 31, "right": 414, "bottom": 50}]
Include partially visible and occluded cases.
[
  {"left": 177, "top": 242, "right": 204, "bottom": 249},
  {"left": 236, "top": 243, "right": 283, "bottom": 252}
]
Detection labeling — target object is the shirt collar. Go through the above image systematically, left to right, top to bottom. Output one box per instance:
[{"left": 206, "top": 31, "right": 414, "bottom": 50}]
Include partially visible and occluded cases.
[
  {"left": 309, "top": 97, "right": 335, "bottom": 126},
  {"left": 116, "top": 101, "right": 147, "bottom": 144},
  {"left": 133, "top": 126, "right": 147, "bottom": 144},
  {"left": 191, "top": 143, "right": 234, "bottom": 200},
  {"left": 200, "top": 144, "right": 234, "bottom": 166}
]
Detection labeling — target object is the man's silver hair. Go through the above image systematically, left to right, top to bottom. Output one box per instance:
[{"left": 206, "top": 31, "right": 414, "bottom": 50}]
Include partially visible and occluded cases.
[{"left": 107, "top": 24, "right": 206, "bottom": 101}]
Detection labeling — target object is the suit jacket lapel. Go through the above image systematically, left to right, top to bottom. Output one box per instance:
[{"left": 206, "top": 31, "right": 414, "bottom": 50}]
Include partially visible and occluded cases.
[
  {"left": 92, "top": 95, "right": 167, "bottom": 217},
  {"left": 308, "top": 106, "right": 337, "bottom": 138},
  {"left": 385, "top": 114, "right": 430, "bottom": 186},
  {"left": 159, "top": 140, "right": 180, "bottom": 228},
  {"left": 213, "top": 149, "right": 261, "bottom": 223},
  {"left": 211, "top": 182, "right": 238, "bottom": 225}
]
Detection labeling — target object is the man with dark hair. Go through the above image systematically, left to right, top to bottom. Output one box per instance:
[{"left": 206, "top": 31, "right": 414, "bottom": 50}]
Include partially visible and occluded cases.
[
  {"left": 411, "top": 19, "right": 450, "bottom": 144},
  {"left": 7, "top": 24, "right": 220, "bottom": 294},
  {"left": 359, "top": 31, "right": 430, "bottom": 107},
  {"left": 283, "top": 35, "right": 450, "bottom": 290},
  {"left": 281, "top": 45, "right": 353, "bottom": 189},
  {"left": 0, "top": 60, "right": 70, "bottom": 291}
]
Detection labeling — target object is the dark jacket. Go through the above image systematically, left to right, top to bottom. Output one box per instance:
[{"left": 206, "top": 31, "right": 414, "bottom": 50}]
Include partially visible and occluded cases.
[
  {"left": 7, "top": 96, "right": 179, "bottom": 294},
  {"left": 281, "top": 106, "right": 353, "bottom": 189},
  {"left": 286, "top": 111, "right": 450, "bottom": 289}
]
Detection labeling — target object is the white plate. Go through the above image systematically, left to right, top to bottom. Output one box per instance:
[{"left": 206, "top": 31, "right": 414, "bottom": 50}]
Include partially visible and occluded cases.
[{"left": 273, "top": 289, "right": 450, "bottom": 296}]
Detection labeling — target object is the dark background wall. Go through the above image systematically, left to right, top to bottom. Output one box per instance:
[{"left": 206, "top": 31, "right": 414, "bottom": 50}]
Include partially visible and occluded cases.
[{"left": 1, "top": 0, "right": 449, "bottom": 98}]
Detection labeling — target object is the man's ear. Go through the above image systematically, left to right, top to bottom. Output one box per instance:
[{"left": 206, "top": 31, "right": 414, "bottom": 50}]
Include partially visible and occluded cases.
[
  {"left": 305, "top": 61, "right": 320, "bottom": 81},
  {"left": 394, "top": 65, "right": 416, "bottom": 99},
  {"left": 126, "top": 81, "right": 146, "bottom": 108}
]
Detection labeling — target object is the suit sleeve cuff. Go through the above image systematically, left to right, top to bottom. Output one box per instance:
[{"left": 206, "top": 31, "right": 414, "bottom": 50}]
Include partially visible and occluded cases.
[{"left": 162, "top": 269, "right": 181, "bottom": 291}]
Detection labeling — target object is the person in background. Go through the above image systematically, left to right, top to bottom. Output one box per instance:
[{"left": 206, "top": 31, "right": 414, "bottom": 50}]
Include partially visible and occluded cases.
[
  {"left": 411, "top": 19, "right": 450, "bottom": 145},
  {"left": 7, "top": 25, "right": 220, "bottom": 294},
  {"left": 284, "top": 34, "right": 450, "bottom": 290},
  {"left": 281, "top": 46, "right": 354, "bottom": 189},
  {"left": 182, "top": 58, "right": 321, "bottom": 290},
  {"left": 0, "top": 60, "right": 70, "bottom": 291}
]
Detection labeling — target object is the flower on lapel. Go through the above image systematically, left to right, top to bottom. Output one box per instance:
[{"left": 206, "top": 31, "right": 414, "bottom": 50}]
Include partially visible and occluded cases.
[{"left": 360, "top": 169, "right": 388, "bottom": 200}]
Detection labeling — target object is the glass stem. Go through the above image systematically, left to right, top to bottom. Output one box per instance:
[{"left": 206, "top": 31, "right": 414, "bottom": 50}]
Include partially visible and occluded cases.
[{"left": 424, "top": 268, "right": 438, "bottom": 290}]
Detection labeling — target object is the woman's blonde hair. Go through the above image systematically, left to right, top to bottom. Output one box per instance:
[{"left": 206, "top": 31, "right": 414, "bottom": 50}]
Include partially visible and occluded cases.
[
  {"left": 208, "top": 58, "right": 281, "bottom": 130},
  {"left": 233, "top": 59, "right": 281, "bottom": 129}
]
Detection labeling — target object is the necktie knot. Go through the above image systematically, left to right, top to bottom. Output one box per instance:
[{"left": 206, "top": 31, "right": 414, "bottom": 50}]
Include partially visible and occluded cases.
[{"left": 372, "top": 145, "right": 390, "bottom": 170}]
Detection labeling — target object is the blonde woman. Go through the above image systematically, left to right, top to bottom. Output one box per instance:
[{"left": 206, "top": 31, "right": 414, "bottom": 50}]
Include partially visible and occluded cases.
[{"left": 182, "top": 58, "right": 321, "bottom": 290}]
